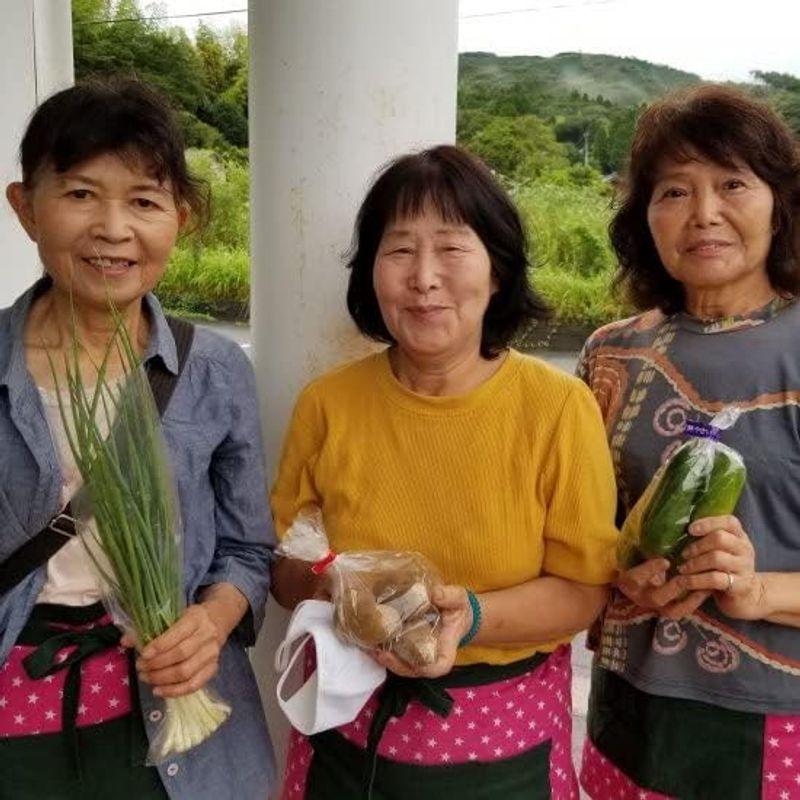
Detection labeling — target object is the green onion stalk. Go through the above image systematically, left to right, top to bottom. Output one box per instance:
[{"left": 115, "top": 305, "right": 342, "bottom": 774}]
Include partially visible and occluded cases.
[{"left": 49, "top": 307, "right": 230, "bottom": 761}]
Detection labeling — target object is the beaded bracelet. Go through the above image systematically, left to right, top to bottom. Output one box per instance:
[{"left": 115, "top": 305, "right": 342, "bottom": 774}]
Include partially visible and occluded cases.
[{"left": 459, "top": 590, "right": 483, "bottom": 648}]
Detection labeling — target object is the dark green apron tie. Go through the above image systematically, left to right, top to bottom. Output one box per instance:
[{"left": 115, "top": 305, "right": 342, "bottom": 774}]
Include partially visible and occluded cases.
[
  {"left": 22, "top": 621, "right": 123, "bottom": 780},
  {"left": 362, "top": 673, "right": 454, "bottom": 799}
]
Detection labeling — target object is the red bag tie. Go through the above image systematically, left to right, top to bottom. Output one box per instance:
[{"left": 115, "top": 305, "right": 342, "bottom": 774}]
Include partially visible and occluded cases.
[{"left": 311, "top": 550, "right": 337, "bottom": 575}]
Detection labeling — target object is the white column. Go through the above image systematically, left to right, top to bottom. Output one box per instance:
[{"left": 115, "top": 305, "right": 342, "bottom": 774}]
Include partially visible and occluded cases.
[
  {"left": 0, "top": 0, "right": 73, "bottom": 307},
  {"left": 248, "top": 0, "right": 458, "bottom": 782}
]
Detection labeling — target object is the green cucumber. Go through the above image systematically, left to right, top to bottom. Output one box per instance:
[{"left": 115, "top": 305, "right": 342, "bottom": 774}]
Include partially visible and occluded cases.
[
  {"left": 639, "top": 442, "right": 710, "bottom": 561},
  {"left": 690, "top": 446, "right": 747, "bottom": 520}
]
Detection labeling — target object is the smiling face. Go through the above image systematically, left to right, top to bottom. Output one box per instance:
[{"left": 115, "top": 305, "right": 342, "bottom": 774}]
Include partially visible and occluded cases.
[
  {"left": 8, "top": 151, "right": 183, "bottom": 312},
  {"left": 646, "top": 155, "right": 775, "bottom": 303},
  {"left": 372, "top": 207, "right": 497, "bottom": 363}
]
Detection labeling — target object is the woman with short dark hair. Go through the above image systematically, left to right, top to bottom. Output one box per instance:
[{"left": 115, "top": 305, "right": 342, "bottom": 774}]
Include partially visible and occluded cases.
[
  {"left": 0, "top": 78, "right": 275, "bottom": 799},
  {"left": 579, "top": 84, "right": 800, "bottom": 799},
  {"left": 271, "top": 145, "right": 619, "bottom": 799}
]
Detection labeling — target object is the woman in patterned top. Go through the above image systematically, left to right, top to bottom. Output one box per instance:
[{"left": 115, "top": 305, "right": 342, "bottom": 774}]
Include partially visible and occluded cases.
[{"left": 578, "top": 84, "right": 800, "bottom": 799}]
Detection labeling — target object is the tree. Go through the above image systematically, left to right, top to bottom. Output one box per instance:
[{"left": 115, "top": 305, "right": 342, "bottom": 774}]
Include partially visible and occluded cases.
[{"left": 467, "top": 115, "right": 569, "bottom": 181}]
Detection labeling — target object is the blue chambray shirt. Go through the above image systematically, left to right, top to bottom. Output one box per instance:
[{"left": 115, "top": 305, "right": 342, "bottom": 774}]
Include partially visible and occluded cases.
[{"left": 0, "top": 280, "right": 276, "bottom": 799}]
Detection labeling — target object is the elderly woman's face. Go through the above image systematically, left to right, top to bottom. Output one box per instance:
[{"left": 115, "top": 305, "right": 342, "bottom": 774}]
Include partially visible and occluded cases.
[
  {"left": 9, "top": 151, "right": 182, "bottom": 312},
  {"left": 647, "top": 155, "right": 774, "bottom": 295},
  {"left": 373, "top": 207, "right": 496, "bottom": 361}
]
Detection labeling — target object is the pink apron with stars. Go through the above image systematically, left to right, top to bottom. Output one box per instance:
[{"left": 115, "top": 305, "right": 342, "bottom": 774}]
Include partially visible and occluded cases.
[
  {"left": 0, "top": 602, "right": 132, "bottom": 739},
  {"left": 282, "top": 644, "right": 577, "bottom": 799},
  {"left": 580, "top": 667, "right": 800, "bottom": 800}
]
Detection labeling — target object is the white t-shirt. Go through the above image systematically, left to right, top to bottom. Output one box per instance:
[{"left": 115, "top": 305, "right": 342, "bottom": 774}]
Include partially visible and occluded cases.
[{"left": 35, "top": 387, "right": 109, "bottom": 607}]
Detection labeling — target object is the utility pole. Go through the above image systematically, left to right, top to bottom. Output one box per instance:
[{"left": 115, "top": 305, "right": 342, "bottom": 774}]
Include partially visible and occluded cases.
[{"left": 583, "top": 127, "right": 590, "bottom": 167}]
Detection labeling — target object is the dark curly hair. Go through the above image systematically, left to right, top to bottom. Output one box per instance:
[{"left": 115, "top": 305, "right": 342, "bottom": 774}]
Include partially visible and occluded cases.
[
  {"left": 19, "top": 76, "right": 209, "bottom": 229},
  {"left": 611, "top": 84, "right": 800, "bottom": 313},
  {"left": 346, "top": 145, "right": 549, "bottom": 358}
]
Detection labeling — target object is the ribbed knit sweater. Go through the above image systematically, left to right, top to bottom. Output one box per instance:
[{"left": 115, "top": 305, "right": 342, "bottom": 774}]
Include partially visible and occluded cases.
[{"left": 271, "top": 348, "right": 619, "bottom": 665}]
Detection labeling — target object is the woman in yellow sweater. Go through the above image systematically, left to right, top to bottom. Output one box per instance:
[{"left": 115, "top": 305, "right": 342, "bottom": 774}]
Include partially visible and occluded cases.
[{"left": 271, "top": 145, "right": 618, "bottom": 799}]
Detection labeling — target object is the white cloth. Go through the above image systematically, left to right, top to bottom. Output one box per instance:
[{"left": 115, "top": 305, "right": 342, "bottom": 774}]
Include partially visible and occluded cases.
[{"left": 275, "top": 600, "right": 386, "bottom": 736}]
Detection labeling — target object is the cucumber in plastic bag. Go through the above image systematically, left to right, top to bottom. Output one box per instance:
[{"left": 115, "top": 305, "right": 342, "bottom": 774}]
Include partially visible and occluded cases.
[{"left": 620, "top": 408, "right": 747, "bottom": 567}]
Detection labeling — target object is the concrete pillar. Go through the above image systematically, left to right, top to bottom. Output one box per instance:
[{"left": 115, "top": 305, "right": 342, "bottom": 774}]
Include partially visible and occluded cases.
[
  {"left": 0, "top": 0, "right": 73, "bottom": 307},
  {"left": 248, "top": 0, "right": 458, "bottom": 783}
]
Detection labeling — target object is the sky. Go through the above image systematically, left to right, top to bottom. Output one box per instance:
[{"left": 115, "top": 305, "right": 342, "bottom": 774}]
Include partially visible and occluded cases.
[{"left": 154, "top": 0, "right": 799, "bottom": 82}]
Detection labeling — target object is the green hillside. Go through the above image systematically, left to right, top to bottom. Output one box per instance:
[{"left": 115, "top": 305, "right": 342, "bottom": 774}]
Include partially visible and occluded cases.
[{"left": 460, "top": 51, "right": 699, "bottom": 108}]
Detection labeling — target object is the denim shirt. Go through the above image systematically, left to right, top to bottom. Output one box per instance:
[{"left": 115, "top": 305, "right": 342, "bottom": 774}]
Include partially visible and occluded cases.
[{"left": 0, "top": 280, "right": 276, "bottom": 799}]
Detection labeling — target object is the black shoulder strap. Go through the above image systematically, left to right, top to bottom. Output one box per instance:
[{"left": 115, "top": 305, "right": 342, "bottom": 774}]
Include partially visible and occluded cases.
[
  {"left": 149, "top": 316, "right": 195, "bottom": 417},
  {"left": 0, "top": 317, "right": 195, "bottom": 596}
]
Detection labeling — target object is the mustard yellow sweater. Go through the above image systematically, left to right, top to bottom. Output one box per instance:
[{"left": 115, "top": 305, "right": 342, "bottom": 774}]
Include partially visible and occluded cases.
[{"left": 271, "top": 349, "right": 619, "bottom": 665}]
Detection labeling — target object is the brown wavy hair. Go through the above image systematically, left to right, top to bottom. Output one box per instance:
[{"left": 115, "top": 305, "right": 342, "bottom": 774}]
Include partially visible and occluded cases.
[{"left": 611, "top": 84, "right": 800, "bottom": 313}]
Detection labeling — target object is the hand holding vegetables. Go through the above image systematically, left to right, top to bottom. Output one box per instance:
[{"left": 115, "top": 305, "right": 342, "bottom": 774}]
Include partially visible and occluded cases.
[
  {"left": 277, "top": 508, "right": 443, "bottom": 668},
  {"left": 619, "top": 514, "right": 763, "bottom": 621},
  {"left": 677, "top": 515, "right": 765, "bottom": 620},
  {"left": 126, "top": 583, "right": 248, "bottom": 698},
  {"left": 375, "top": 585, "right": 473, "bottom": 679}
]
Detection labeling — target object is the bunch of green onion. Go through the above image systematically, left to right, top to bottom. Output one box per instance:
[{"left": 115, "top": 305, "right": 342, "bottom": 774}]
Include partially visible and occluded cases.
[{"left": 50, "top": 310, "right": 230, "bottom": 760}]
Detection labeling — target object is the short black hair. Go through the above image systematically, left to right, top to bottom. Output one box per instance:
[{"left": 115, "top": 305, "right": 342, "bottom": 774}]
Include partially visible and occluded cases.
[
  {"left": 19, "top": 76, "right": 208, "bottom": 227},
  {"left": 612, "top": 84, "right": 800, "bottom": 313},
  {"left": 346, "top": 145, "right": 549, "bottom": 358}
]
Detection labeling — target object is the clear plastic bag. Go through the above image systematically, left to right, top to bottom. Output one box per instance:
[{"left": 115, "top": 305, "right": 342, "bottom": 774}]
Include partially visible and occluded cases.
[
  {"left": 59, "top": 357, "right": 230, "bottom": 763},
  {"left": 619, "top": 408, "right": 747, "bottom": 568},
  {"left": 277, "top": 508, "right": 442, "bottom": 667}
]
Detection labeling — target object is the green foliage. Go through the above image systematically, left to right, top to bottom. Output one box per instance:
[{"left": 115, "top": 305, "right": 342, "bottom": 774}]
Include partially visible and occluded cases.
[
  {"left": 72, "top": 0, "right": 248, "bottom": 149},
  {"left": 466, "top": 115, "right": 569, "bottom": 180},
  {"left": 185, "top": 149, "right": 249, "bottom": 249},
  {"left": 515, "top": 181, "right": 614, "bottom": 278},
  {"left": 159, "top": 246, "right": 250, "bottom": 317}
]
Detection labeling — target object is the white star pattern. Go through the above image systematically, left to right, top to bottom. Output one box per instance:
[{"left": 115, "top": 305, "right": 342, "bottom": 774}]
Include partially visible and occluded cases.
[
  {"left": 279, "top": 649, "right": 578, "bottom": 792},
  {"left": 104, "top": 663, "right": 116, "bottom": 673},
  {"left": 43, "top": 676, "right": 55, "bottom": 684},
  {"left": 11, "top": 678, "right": 22, "bottom": 688},
  {"left": 90, "top": 683, "right": 101, "bottom": 694},
  {"left": 27, "top": 693, "right": 39, "bottom": 705},
  {"left": 0, "top": 697, "right": 6, "bottom": 708},
  {"left": 109, "top": 698, "right": 120, "bottom": 709},
  {"left": 78, "top": 704, "right": 88, "bottom": 716},
  {"left": 45, "top": 710, "right": 56, "bottom": 721},
  {"left": 14, "top": 714, "right": 25, "bottom": 725},
  {"left": 788, "top": 724, "right": 797, "bottom": 733},
  {"left": 771, "top": 738, "right": 781, "bottom": 748},
  {"left": 785, "top": 757, "right": 794, "bottom": 768},
  {"left": 768, "top": 773, "right": 778, "bottom": 782},
  {"left": 780, "top": 792, "right": 790, "bottom": 800}
]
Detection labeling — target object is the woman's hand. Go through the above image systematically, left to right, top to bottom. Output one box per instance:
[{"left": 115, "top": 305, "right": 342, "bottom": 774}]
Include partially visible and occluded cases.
[
  {"left": 677, "top": 515, "right": 767, "bottom": 620},
  {"left": 617, "top": 556, "right": 712, "bottom": 620},
  {"left": 617, "top": 557, "right": 711, "bottom": 619},
  {"left": 122, "top": 583, "right": 249, "bottom": 697},
  {"left": 373, "top": 585, "right": 473, "bottom": 679},
  {"left": 123, "top": 605, "right": 224, "bottom": 698}
]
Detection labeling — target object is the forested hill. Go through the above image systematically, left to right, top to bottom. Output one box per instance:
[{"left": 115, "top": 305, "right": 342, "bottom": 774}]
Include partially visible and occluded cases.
[{"left": 459, "top": 51, "right": 700, "bottom": 108}]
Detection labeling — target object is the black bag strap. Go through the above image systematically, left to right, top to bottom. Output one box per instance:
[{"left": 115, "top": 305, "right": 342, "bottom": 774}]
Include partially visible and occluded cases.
[{"left": 0, "top": 316, "right": 195, "bottom": 596}]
